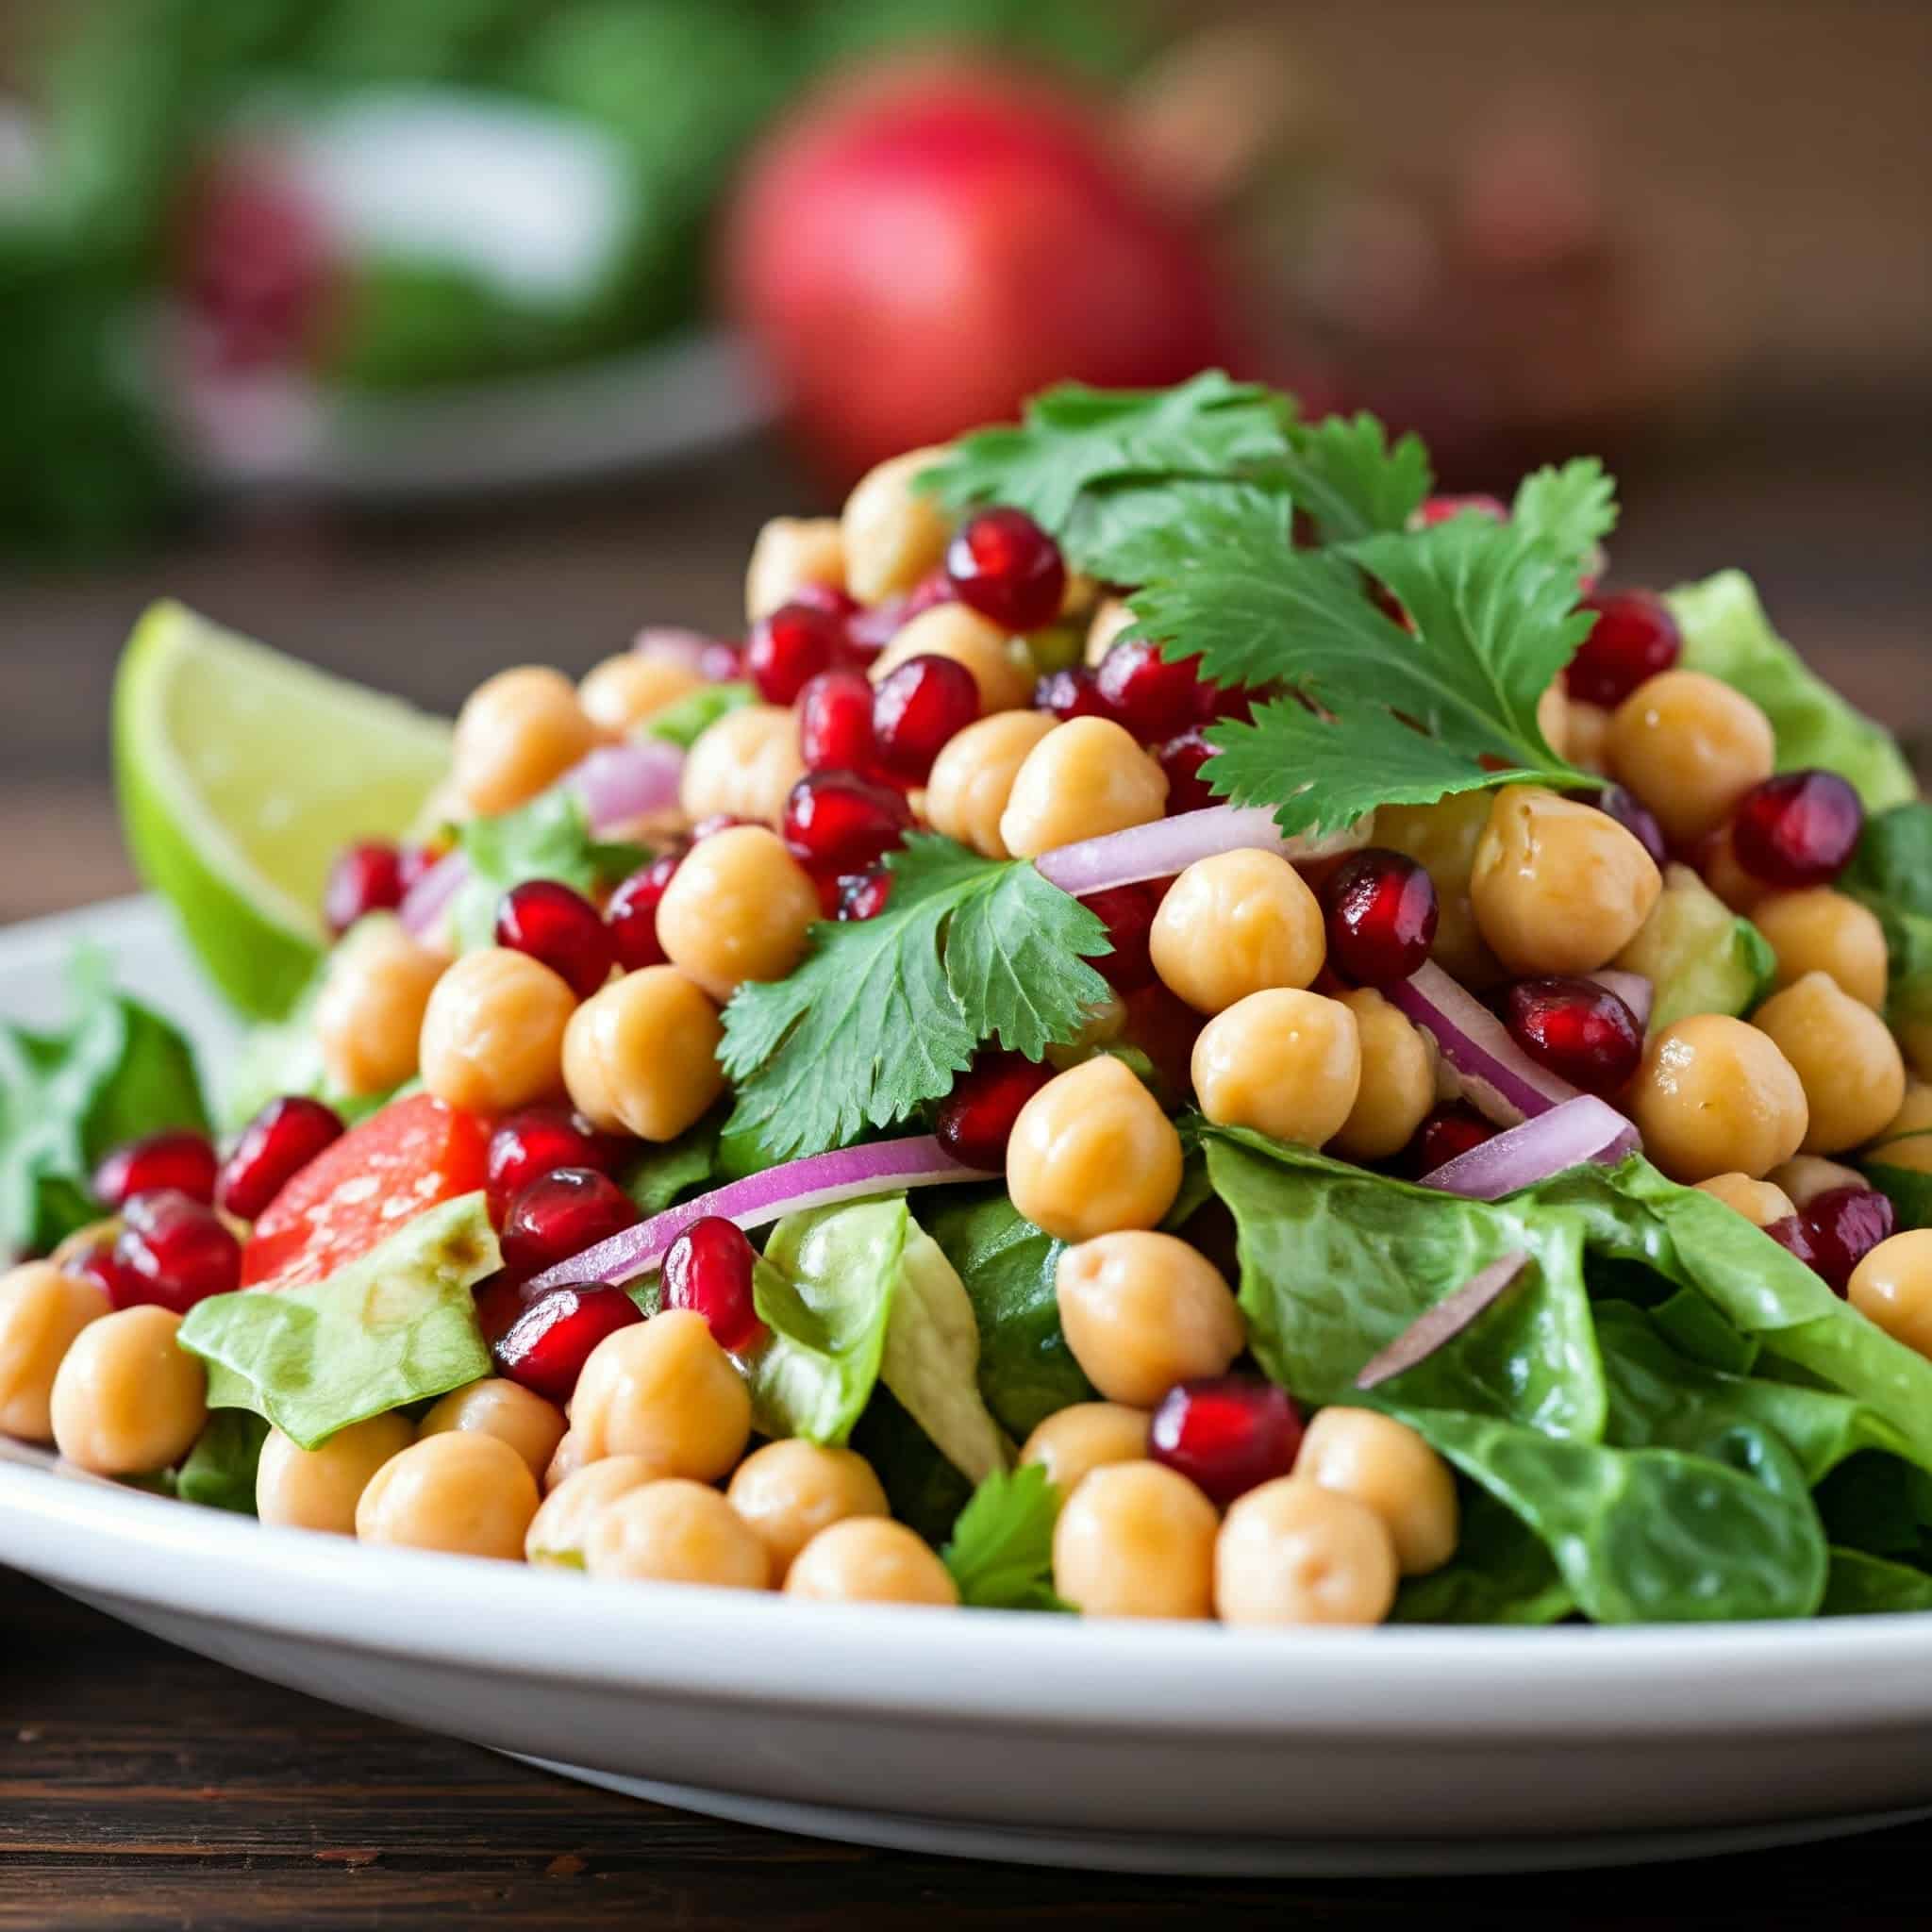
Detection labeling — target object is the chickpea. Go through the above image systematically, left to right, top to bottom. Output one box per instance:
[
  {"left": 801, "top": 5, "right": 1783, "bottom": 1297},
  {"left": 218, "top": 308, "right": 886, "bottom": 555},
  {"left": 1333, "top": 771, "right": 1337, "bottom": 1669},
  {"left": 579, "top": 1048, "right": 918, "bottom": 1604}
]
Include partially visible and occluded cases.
[
  {"left": 841, "top": 446, "right": 954, "bottom": 602},
  {"left": 745, "top": 515, "right": 846, "bottom": 623},
  {"left": 1084, "top": 596, "right": 1136, "bottom": 668},
  {"left": 869, "top": 604, "right": 1032, "bottom": 714},
  {"left": 578, "top": 653, "right": 704, "bottom": 738},
  {"left": 453, "top": 666, "right": 603, "bottom": 817},
  {"left": 1607, "top": 671, "right": 1775, "bottom": 847},
  {"left": 1535, "top": 681, "right": 1571, "bottom": 760},
  {"left": 1566, "top": 699, "right": 1614, "bottom": 774},
  {"left": 679, "top": 703, "right": 807, "bottom": 827},
  {"left": 923, "top": 710, "right": 1056, "bottom": 858},
  {"left": 998, "top": 718, "right": 1168, "bottom": 860},
  {"left": 1470, "top": 787, "right": 1662, "bottom": 976},
  {"left": 1378, "top": 792, "right": 1505, "bottom": 987},
  {"left": 655, "top": 824, "right": 820, "bottom": 1002},
  {"left": 1699, "top": 824, "right": 1772, "bottom": 915},
  {"left": 1148, "top": 850, "right": 1324, "bottom": 1015},
  {"left": 1752, "top": 890, "right": 1889, "bottom": 1008},
  {"left": 315, "top": 920, "right": 445, "bottom": 1096},
  {"left": 419, "top": 946, "right": 575, "bottom": 1115},
  {"left": 562, "top": 966, "right": 724, "bottom": 1141},
  {"left": 1754, "top": 972, "right": 1906, "bottom": 1156},
  {"left": 1191, "top": 989, "right": 1362, "bottom": 1148},
  {"left": 1329, "top": 990, "right": 1435, "bottom": 1162},
  {"left": 1629, "top": 1014, "right": 1808, "bottom": 1182},
  {"left": 1006, "top": 1055, "right": 1183, "bottom": 1241},
  {"left": 1873, "top": 1080, "right": 1932, "bottom": 1153},
  {"left": 1874, "top": 1135, "right": 1932, "bottom": 1178},
  {"left": 1764, "top": 1156, "right": 1865, "bottom": 1211},
  {"left": 1694, "top": 1173, "right": 1798, "bottom": 1227},
  {"left": 1056, "top": 1231, "right": 1244, "bottom": 1408},
  {"left": 1848, "top": 1231, "right": 1932, "bottom": 1359},
  {"left": 0, "top": 1263, "right": 108, "bottom": 1441},
  {"left": 49, "top": 1306, "right": 206, "bottom": 1475},
  {"left": 570, "top": 1309, "right": 751, "bottom": 1478},
  {"left": 417, "top": 1377, "right": 568, "bottom": 1482},
  {"left": 1020, "top": 1402, "right": 1150, "bottom": 1495},
  {"left": 1295, "top": 1407, "right": 1457, "bottom": 1576},
  {"left": 256, "top": 1413, "right": 413, "bottom": 1535},
  {"left": 544, "top": 1428, "right": 588, "bottom": 1493},
  {"left": 355, "top": 1430, "right": 540, "bottom": 1559},
  {"left": 726, "top": 1440, "right": 890, "bottom": 1581},
  {"left": 525, "top": 1455, "right": 662, "bottom": 1564},
  {"left": 1052, "top": 1462, "right": 1217, "bottom": 1620},
  {"left": 1214, "top": 1477, "right": 1399, "bottom": 1626},
  {"left": 584, "top": 1478, "right": 771, "bottom": 1590},
  {"left": 786, "top": 1517, "right": 958, "bottom": 1606}
]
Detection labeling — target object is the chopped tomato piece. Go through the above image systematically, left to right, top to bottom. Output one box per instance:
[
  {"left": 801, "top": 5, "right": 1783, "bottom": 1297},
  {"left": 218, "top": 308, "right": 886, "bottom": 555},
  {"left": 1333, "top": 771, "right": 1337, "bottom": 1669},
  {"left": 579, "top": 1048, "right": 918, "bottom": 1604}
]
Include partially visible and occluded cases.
[{"left": 241, "top": 1092, "right": 490, "bottom": 1289}]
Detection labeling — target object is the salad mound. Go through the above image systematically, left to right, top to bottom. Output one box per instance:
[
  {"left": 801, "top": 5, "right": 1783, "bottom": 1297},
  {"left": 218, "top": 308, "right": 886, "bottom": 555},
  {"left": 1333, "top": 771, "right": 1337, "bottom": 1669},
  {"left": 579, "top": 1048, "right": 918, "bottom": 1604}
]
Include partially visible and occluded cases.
[{"left": 5, "top": 374, "right": 1932, "bottom": 1625}]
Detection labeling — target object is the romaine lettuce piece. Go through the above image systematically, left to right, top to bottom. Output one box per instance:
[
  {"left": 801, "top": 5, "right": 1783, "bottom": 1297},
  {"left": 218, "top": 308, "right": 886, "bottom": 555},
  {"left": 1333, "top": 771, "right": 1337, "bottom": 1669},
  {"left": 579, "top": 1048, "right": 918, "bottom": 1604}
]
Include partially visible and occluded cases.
[{"left": 882, "top": 1229, "right": 1008, "bottom": 1487}]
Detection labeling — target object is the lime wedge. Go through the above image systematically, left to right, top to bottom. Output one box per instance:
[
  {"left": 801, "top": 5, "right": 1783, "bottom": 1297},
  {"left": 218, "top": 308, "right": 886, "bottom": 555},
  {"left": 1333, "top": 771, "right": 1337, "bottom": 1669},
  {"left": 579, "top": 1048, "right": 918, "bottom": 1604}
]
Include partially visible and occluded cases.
[{"left": 114, "top": 601, "right": 452, "bottom": 1021}]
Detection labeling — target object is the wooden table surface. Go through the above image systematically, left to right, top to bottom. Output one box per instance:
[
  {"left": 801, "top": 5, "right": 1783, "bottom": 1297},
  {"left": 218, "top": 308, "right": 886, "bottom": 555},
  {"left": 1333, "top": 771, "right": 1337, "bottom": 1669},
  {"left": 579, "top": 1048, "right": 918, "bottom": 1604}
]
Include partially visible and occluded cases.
[{"left": 2, "top": 413, "right": 1928, "bottom": 1924}]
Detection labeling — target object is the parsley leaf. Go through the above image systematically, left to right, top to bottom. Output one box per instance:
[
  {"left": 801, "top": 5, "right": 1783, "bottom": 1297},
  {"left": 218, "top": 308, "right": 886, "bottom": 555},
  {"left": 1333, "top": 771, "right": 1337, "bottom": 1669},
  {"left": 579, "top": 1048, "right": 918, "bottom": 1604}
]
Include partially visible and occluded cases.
[
  {"left": 1277, "top": 411, "right": 1433, "bottom": 544},
  {"left": 1511, "top": 458, "right": 1619, "bottom": 567},
  {"left": 645, "top": 680, "right": 754, "bottom": 750},
  {"left": 452, "top": 791, "right": 647, "bottom": 952},
  {"left": 720, "top": 835, "right": 1112, "bottom": 1162},
  {"left": 941, "top": 1463, "right": 1070, "bottom": 1611}
]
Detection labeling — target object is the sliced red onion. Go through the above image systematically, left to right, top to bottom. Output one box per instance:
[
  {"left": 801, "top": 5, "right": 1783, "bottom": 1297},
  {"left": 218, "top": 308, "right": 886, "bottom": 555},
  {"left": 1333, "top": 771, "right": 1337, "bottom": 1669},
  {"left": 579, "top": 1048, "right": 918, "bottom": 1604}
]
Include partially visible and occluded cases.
[
  {"left": 630, "top": 625, "right": 717, "bottom": 675},
  {"left": 1034, "top": 805, "right": 1374, "bottom": 897},
  {"left": 398, "top": 848, "right": 467, "bottom": 941},
  {"left": 1385, "top": 961, "right": 1581, "bottom": 1128},
  {"left": 1586, "top": 968, "right": 1653, "bottom": 1033},
  {"left": 1418, "top": 1095, "right": 1640, "bottom": 1200},
  {"left": 524, "top": 1134, "right": 994, "bottom": 1293},
  {"left": 1355, "top": 1251, "right": 1530, "bottom": 1391}
]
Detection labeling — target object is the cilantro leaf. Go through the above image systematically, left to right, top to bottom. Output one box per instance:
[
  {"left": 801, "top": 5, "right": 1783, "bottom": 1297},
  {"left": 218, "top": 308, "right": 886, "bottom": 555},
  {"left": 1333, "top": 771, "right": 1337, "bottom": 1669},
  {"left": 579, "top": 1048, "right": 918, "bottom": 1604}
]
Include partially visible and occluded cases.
[
  {"left": 1277, "top": 412, "right": 1433, "bottom": 544},
  {"left": 1511, "top": 458, "right": 1619, "bottom": 567},
  {"left": 645, "top": 680, "right": 754, "bottom": 750},
  {"left": 452, "top": 791, "right": 647, "bottom": 952},
  {"left": 720, "top": 835, "right": 1112, "bottom": 1162},
  {"left": 941, "top": 1463, "right": 1070, "bottom": 1611}
]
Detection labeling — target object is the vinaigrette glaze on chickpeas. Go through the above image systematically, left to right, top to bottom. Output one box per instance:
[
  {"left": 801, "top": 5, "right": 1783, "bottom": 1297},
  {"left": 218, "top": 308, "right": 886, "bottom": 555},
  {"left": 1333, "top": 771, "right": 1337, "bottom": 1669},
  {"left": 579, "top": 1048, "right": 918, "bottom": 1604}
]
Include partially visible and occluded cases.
[{"left": 10, "top": 375, "right": 1932, "bottom": 1636}]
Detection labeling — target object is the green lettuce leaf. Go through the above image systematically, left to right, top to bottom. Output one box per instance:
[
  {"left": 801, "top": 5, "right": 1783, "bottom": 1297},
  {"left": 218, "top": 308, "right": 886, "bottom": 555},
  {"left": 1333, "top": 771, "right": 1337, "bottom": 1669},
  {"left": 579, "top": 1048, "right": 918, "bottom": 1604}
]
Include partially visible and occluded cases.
[
  {"left": 644, "top": 680, "right": 754, "bottom": 749},
  {"left": 451, "top": 790, "right": 647, "bottom": 952},
  {"left": 1840, "top": 804, "right": 1932, "bottom": 1056},
  {"left": 1612, "top": 864, "right": 1774, "bottom": 1033},
  {"left": 619, "top": 1109, "right": 722, "bottom": 1215},
  {"left": 1861, "top": 1160, "right": 1932, "bottom": 1233},
  {"left": 881, "top": 1228, "right": 1010, "bottom": 1487},
  {"left": 850, "top": 1386, "right": 976, "bottom": 1547},
  {"left": 174, "top": 1409, "right": 269, "bottom": 1515},
  {"left": 941, "top": 1464, "right": 1068, "bottom": 1611},
  {"left": 1389, "top": 1486, "right": 1574, "bottom": 1626},
  {"left": 1821, "top": 1548, "right": 1932, "bottom": 1615}
]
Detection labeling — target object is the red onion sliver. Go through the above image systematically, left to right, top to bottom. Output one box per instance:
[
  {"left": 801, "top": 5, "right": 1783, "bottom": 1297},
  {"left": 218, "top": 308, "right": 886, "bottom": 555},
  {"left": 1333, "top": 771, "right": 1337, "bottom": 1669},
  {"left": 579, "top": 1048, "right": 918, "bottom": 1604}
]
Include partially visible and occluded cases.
[
  {"left": 630, "top": 625, "right": 718, "bottom": 675},
  {"left": 1034, "top": 805, "right": 1375, "bottom": 897},
  {"left": 398, "top": 848, "right": 467, "bottom": 941},
  {"left": 1385, "top": 960, "right": 1582, "bottom": 1128},
  {"left": 1586, "top": 968, "right": 1653, "bottom": 1033},
  {"left": 1418, "top": 1094, "right": 1641, "bottom": 1201},
  {"left": 524, "top": 1134, "right": 995, "bottom": 1293},
  {"left": 1355, "top": 1251, "right": 1531, "bottom": 1391}
]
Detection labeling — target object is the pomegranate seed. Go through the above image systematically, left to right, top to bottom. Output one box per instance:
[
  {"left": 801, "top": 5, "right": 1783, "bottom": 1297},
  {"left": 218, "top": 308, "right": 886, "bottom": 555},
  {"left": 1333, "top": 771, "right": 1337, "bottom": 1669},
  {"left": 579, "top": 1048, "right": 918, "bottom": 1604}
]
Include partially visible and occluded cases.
[
  {"left": 1411, "top": 493, "right": 1508, "bottom": 528},
  {"left": 945, "top": 507, "right": 1067, "bottom": 632},
  {"left": 790, "top": 582, "right": 860, "bottom": 622},
  {"left": 1566, "top": 591, "right": 1681, "bottom": 708},
  {"left": 746, "top": 601, "right": 845, "bottom": 705},
  {"left": 1095, "top": 639, "right": 1215, "bottom": 741},
  {"left": 873, "top": 653, "right": 981, "bottom": 780},
  {"left": 1035, "top": 664, "right": 1112, "bottom": 722},
  {"left": 798, "top": 669, "right": 878, "bottom": 774},
  {"left": 1157, "top": 726, "right": 1217, "bottom": 813},
  {"left": 782, "top": 770, "right": 913, "bottom": 878},
  {"left": 1729, "top": 770, "right": 1864, "bottom": 890},
  {"left": 1593, "top": 785, "right": 1669, "bottom": 870},
  {"left": 324, "top": 840, "right": 408, "bottom": 937},
  {"left": 1321, "top": 848, "right": 1440, "bottom": 987},
  {"left": 606, "top": 854, "right": 679, "bottom": 972},
  {"left": 837, "top": 868, "right": 894, "bottom": 921},
  {"left": 495, "top": 878, "right": 615, "bottom": 999},
  {"left": 1079, "top": 882, "right": 1165, "bottom": 993},
  {"left": 1502, "top": 976, "right": 1643, "bottom": 1095},
  {"left": 933, "top": 1051, "right": 1055, "bottom": 1169},
  {"left": 217, "top": 1095, "right": 344, "bottom": 1222},
  {"left": 1412, "top": 1106, "right": 1495, "bottom": 1176},
  {"left": 488, "top": 1117, "right": 623, "bottom": 1231},
  {"left": 92, "top": 1128, "right": 218, "bottom": 1210},
  {"left": 500, "top": 1168, "right": 640, "bottom": 1277},
  {"left": 1802, "top": 1185, "right": 1894, "bottom": 1294},
  {"left": 110, "top": 1189, "right": 242, "bottom": 1313},
  {"left": 1765, "top": 1213, "right": 1822, "bottom": 1274},
  {"left": 661, "top": 1217, "right": 764, "bottom": 1352},
  {"left": 62, "top": 1234, "right": 137, "bottom": 1304},
  {"left": 473, "top": 1267, "right": 534, "bottom": 1347},
  {"left": 493, "top": 1284, "right": 643, "bottom": 1402},
  {"left": 1149, "top": 1374, "right": 1304, "bottom": 1507}
]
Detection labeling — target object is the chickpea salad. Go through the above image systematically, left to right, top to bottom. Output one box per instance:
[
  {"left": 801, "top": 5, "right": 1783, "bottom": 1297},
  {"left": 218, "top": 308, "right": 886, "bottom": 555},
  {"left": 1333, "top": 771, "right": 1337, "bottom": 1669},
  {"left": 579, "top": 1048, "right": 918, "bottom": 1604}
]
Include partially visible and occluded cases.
[{"left": 7, "top": 374, "right": 1932, "bottom": 1626}]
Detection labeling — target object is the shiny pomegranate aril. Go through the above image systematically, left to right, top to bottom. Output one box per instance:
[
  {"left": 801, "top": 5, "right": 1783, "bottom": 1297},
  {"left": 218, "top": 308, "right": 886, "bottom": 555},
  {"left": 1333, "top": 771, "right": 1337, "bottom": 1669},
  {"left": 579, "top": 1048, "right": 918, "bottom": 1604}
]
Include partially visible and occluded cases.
[
  {"left": 1411, "top": 493, "right": 1508, "bottom": 528},
  {"left": 945, "top": 507, "right": 1067, "bottom": 632},
  {"left": 845, "top": 571, "right": 953, "bottom": 656},
  {"left": 789, "top": 582, "right": 861, "bottom": 622},
  {"left": 1566, "top": 590, "right": 1681, "bottom": 708},
  {"left": 746, "top": 600, "right": 845, "bottom": 705},
  {"left": 1095, "top": 638, "right": 1214, "bottom": 741},
  {"left": 873, "top": 653, "right": 981, "bottom": 780},
  {"left": 1034, "top": 664, "right": 1111, "bottom": 722},
  {"left": 798, "top": 669, "right": 878, "bottom": 774},
  {"left": 1157, "top": 726, "right": 1217, "bottom": 813},
  {"left": 782, "top": 770, "right": 913, "bottom": 878},
  {"left": 1729, "top": 770, "right": 1864, "bottom": 890},
  {"left": 1593, "top": 785, "right": 1669, "bottom": 870},
  {"left": 324, "top": 840, "right": 408, "bottom": 937},
  {"left": 1321, "top": 848, "right": 1440, "bottom": 987},
  {"left": 605, "top": 853, "right": 680, "bottom": 972},
  {"left": 837, "top": 867, "right": 894, "bottom": 921},
  {"left": 495, "top": 878, "right": 615, "bottom": 999},
  {"left": 1079, "top": 882, "right": 1165, "bottom": 993},
  {"left": 1503, "top": 976, "right": 1643, "bottom": 1095},
  {"left": 933, "top": 1051, "right": 1055, "bottom": 1170},
  {"left": 218, "top": 1096, "right": 345, "bottom": 1222},
  {"left": 1412, "top": 1106, "right": 1496, "bottom": 1176},
  {"left": 486, "top": 1108, "right": 622, "bottom": 1228},
  {"left": 92, "top": 1128, "right": 218, "bottom": 1210},
  {"left": 499, "top": 1167, "right": 639, "bottom": 1275},
  {"left": 1802, "top": 1185, "right": 1894, "bottom": 1294},
  {"left": 110, "top": 1189, "right": 242, "bottom": 1313},
  {"left": 1765, "top": 1213, "right": 1822, "bottom": 1274},
  {"left": 661, "top": 1217, "right": 763, "bottom": 1352},
  {"left": 62, "top": 1234, "right": 137, "bottom": 1304},
  {"left": 472, "top": 1267, "right": 533, "bottom": 1347},
  {"left": 493, "top": 1284, "right": 643, "bottom": 1401},
  {"left": 1149, "top": 1375, "right": 1304, "bottom": 1507}
]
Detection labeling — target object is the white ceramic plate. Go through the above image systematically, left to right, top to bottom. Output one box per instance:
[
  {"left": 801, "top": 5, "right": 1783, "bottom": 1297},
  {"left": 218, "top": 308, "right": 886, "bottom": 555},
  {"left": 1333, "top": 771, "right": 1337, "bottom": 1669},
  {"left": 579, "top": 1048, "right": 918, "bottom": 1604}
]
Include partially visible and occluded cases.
[{"left": 5, "top": 897, "right": 1932, "bottom": 1875}]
